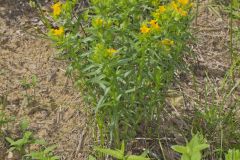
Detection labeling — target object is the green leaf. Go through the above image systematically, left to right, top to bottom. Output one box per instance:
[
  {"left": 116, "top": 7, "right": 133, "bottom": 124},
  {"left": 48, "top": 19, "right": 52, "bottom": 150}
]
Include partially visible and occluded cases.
[
  {"left": 82, "top": 37, "right": 94, "bottom": 43},
  {"left": 90, "top": 74, "right": 106, "bottom": 84},
  {"left": 31, "top": 75, "right": 38, "bottom": 87},
  {"left": 125, "top": 88, "right": 136, "bottom": 94},
  {"left": 95, "top": 96, "right": 106, "bottom": 113},
  {"left": 20, "top": 119, "right": 29, "bottom": 131},
  {"left": 23, "top": 131, "right": 32, "bottom": 140},
  {"left": 6, "top": 137, "right": 15, "bottom": 144},
  {"left": 12, "top": 139, "right": 25, "bottom": 146},
  {"left": 34, "top": 139, "right": 47, "bottom": 145},
  {"left": 120, "top": 141, "right": 125, "bottom": 155},
  {"left": 193, "top": 144, "right": 209, "bottom": 152},
  {"left": 43, "top": 145, "right": 57, "bottom": 154},
  {"left": 172, "top": 145, "right": 188, "bottom": 154},
  {"left": 94, "top": 147, "right": 124, "bottom": 159},
  {"left": 225, "top": 149, "right": 240, "bottom": 160},
  {"left": 140, "top": 150, "right": 149, "bottom": 158},
  {"left": 25, "top": 151, "right": 43, "bottom": 159},
  {"left": 190, "top": 151, "right": 201, "bottom": 160},
  {"left": 181, "top": 154, "right": 191, "bottom": 160},
  {"left": 88, "top": 155, "right": 97, "bottom": 160},
  {"left": 126, "top": 155, "right": 150, "bottom": 160},
  {"left": 50, "top": 156, "right": 60, "bottom": 160}
]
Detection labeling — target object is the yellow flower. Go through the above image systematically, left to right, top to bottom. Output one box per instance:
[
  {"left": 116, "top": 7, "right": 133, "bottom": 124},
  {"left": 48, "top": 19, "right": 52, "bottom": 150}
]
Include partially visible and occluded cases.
[
  {"left": 178, "top": 0, "right": 189, "bottom": 5},
  {"left": 171, "top": 1, "right": 178, "bottom": 11},
  {"left": 51, "top": 2, "right": 61, "bottom": 16},
  {"left": 153, "top": 6, "right": 166, "bottom": 17},
  {"left": 158, "top": 6, "right": 166, "bottom": 13},
  {"left": 178, "top": 8, "right": 187, "bottom": 16},
  {"left": 95, "top": 18, "right": 104, "bottom": 26},
  {"left": 149, "top": 20, "right": 160, "bottom": 30},
  {"left": 150, "top": 20, "right": 157, "bottom": 26},
  {"left": 140, "top": 25, "right": 150, "bottom": 34},
  {"left": 52, "top": 27, "right": 64, "bottom": 36},
  {"left": 161, "top": 39, "right": 174, "bottom": 46},
  {"left": 107, "top": 48, "right": 117, "bottom": 57}
]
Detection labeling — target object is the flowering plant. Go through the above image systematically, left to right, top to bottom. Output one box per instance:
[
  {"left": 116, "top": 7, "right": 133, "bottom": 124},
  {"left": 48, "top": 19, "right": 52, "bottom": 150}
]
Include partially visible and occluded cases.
[{"left": 41, "top": 0, "right": 193, "bottom": 146}]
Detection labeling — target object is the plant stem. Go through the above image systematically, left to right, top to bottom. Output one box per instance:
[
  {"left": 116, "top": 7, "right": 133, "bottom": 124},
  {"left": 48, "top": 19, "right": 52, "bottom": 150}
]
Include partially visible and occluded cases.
[
  {"left": 195, "top": 0, "right": 200, "bottom": 25},
  {"left": 229, "top": 0, "right": 235, "bottom": 82}
]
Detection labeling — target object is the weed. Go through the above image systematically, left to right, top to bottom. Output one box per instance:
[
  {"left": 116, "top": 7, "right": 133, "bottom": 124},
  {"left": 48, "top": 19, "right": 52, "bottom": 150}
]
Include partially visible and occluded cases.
[
  {"left": 20, "top": 75, "right": 38, "bottom": 105},
  {"left": 20, "top": 75, "right": 38, "bottom": 91},
  {"left": 5, "top": 119, "right": 59, "bottom": 159},
  {"left": 6, "top": 119, "right": 35, "bottom": 155},
  {"left": 6, "top": 131, "right": 33, "bottom": 155},
  {"left": 172, "top": 133, "right": 209, "bottom": 160},
  {"left": 25, "top": 145, "right": 60, "bottom": 160},
  {"left": 225, "top": 149, "right": 240, "bottom": 160}
]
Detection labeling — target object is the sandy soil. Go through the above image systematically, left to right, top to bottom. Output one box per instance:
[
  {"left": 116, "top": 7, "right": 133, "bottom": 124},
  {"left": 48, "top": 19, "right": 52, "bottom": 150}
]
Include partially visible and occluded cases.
[{"left": 0, "top": 0, "right": 89, "bottom": 159}]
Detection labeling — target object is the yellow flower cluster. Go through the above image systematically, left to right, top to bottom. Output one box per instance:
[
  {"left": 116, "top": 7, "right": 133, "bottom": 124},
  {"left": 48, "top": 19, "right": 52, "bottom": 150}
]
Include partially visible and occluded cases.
[
  {"left": 152, "top": 0, "right": 192, "bottom": 19},
  {"left": 178, "top": 0, "right": 189, "bottom": 5},
  {"left": 139, "top": 1, "right": 188, "bottom": 47},
  {"left": 171, "top": 1, "right": 188, "bottom": 16},
  {"left": 51, "top": 2, "right": 61, "bottom": 16},
  {"left": 153, "top": 5, "right": 166, "bottom": 17},
  {"left": 159, "top": 6, "right": 166, "bottom": 13},
  {"left": 95, "top": 18, "right": 104, "bottom": 26},
  {"left": 140, "top": 19, "right": 160, "bottom": 34},
  {"left": 149, "top": 20, "right": 160, "bottom": 30},
  {"left": 140, "top": 25, "right": 150, "bottom": 34},
  {"left": 51, "top": 27, "right": 64, "bottom": 36},
  {"left": 107, "top": 48, "right": 117, "bottom": 57}
]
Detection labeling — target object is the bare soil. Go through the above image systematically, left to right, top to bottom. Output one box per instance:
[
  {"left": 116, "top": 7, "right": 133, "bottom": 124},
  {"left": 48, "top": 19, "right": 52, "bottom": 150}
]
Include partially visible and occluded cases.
[{"left": 0, "top": 0, "right": 89, "bottom": 159}]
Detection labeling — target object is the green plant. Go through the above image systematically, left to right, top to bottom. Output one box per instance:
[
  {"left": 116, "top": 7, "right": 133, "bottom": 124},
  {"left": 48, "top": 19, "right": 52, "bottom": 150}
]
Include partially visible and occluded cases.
[
  {"left": 39, "top": 0, "right": 193, "bottom": 147},
  {"left": 20, "top": 75, "right": 38, "bottom": 90},
  {"left": 20, "top": 75, "right": 38, "bottom": 106},
  {"left": 20, "top": 75, "right": 38, "bottom": 103},
  {"left": 0, "top": 110, "right": 13, "bottom": 129},
  {"left": 5, "top": 119, "right": 59, "bottom": 159},
  {"left": 6, "top": 119, "right": 34, "bottom": 155},
  {"left": 6, "top": 131, "right": 33, "bottom": 155},
  {"left": 172, "top": 133, "right": 209, "bottom": 160},
  {"left": 92, "top": 141, "right": 150, "bottom": 160},
  {"left": 25, "top": 145, "right": 60, "bottom": 160},
  {"left": 225, "top": 149, "right": 240, "bottom": 160}
]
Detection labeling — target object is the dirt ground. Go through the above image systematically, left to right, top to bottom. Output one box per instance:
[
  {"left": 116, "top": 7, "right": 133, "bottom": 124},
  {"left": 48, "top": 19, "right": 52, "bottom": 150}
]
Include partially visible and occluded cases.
[
  {"left": 0, "top": 0, "right": 89, "bottom": 159},
  {"left": 0, "top": 0, "right": 238, "bottom": 160}
]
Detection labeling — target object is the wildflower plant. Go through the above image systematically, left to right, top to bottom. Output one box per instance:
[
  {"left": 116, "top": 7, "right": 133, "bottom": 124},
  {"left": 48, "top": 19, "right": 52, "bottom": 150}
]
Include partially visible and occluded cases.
[{"left": 40, "top": 0, "right": 193, "bottom": 146}]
